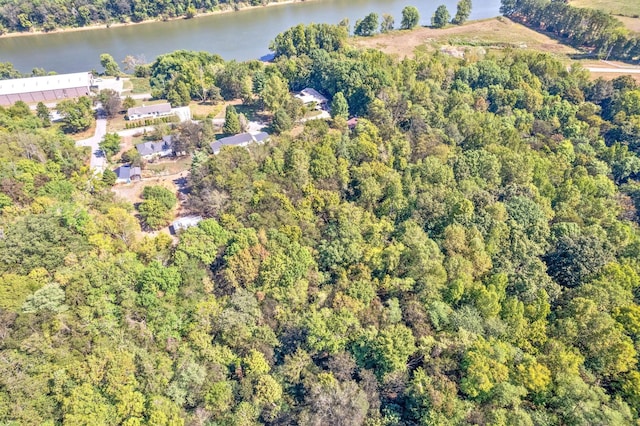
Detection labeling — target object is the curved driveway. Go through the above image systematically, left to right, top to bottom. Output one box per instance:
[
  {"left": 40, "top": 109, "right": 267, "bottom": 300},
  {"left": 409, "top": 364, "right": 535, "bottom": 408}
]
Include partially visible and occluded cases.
[{"left": 76, "top": 109, "right": 107, "bottom": 174}]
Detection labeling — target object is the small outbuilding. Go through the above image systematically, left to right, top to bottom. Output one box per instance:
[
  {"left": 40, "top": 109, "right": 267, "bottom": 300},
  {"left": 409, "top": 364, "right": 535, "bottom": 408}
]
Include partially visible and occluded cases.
[{"left": 115, "top": 165, "right": 142, "bottom": 183}]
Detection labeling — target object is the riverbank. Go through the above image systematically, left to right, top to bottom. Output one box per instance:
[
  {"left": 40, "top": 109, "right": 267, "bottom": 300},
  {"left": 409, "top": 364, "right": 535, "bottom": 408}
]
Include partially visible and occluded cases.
[{"left": 0, "top": 0, "right": 318, "bottom": 39}]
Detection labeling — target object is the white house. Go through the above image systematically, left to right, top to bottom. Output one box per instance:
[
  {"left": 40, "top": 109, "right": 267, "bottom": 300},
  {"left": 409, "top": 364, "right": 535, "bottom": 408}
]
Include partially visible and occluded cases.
[
  {"left": 295, "top": 88, "right": 328, "bottom": 110},
  {"left": 127, "top": 103, "right": 173, "bottom": 121}
]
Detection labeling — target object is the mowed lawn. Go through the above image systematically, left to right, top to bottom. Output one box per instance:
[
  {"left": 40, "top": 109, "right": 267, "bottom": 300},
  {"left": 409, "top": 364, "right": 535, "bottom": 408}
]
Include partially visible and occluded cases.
[{"left": 570, "top": 0, "right": 640, "bottom": 17}]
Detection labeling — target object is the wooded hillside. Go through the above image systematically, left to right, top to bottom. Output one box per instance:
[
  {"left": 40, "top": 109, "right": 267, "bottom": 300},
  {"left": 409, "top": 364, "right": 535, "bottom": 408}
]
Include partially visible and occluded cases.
[{"left": 3, "top": 23, "right": 640, "bottom": 424}]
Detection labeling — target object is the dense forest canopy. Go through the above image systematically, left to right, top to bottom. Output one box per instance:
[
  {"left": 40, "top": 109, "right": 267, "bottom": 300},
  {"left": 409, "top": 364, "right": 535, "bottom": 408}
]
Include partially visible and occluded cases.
[
  {"left": 0, "top": 0, "right": 282, "bottom": 33},
  {"left": 4, "top": 22, "right": 640, "bottom": 425}
]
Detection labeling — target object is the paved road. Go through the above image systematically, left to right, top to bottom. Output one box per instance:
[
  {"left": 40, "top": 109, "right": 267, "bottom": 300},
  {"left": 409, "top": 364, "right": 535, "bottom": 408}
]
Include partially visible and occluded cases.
[
  {"left": 587, "top": 67, "right": 640, "bottom": 74},
  {"left": 76, "top": 109, "right": 107, "bottom": 174}
]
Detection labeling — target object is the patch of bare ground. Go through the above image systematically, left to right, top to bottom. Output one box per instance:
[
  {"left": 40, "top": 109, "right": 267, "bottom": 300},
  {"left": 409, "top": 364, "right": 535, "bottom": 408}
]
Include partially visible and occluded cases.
[{"left": 351, "top": 18, "right": 578, "bottom": 59}]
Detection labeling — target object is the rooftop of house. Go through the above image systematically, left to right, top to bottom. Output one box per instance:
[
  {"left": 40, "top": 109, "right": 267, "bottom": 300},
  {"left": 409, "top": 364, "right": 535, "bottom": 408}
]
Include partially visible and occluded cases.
[
  {"left": 0, "top": 72, "right": 92, "bottom": 96},
  {"left": 295, "top": 88, "right": 328, "bottom": 105},
  {"left": 127, "top": 103, "right": 172, "bottom": 117},
  {"left": 210, "top": 132, "right": 269, "bottom": 154},
  {"left": 136, "top": 136, "right": 173, "bottom": 156},
  {"left": 171, "top": 216, "right": 204, "bottom": 233}
]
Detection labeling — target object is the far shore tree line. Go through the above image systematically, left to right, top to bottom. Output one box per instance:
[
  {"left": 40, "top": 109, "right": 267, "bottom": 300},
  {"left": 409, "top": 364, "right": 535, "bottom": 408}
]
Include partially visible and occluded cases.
[{"left": 0, "top": 0, "right": 288, "bottom": 34}]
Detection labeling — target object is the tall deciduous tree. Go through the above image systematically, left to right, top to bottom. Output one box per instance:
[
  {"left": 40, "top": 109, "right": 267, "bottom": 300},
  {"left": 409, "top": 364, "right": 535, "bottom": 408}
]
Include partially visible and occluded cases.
[
  {"left": 452, "top": 0, "right": 472, "bottom": 25},
  {"left": 432, "top": 5, "right": 451, "bottom": 28},
  {"left": 401, "top": 6, "right": 420, "bottom": 29},
  {"left": 354, "top": 13, "right": 378, "bottom": 36},
  {"left": 100, "top": 53, "right": 120, "bottom": 76},
  {"left": 331, "top": 92, "right": 349, "bottom": 119}
]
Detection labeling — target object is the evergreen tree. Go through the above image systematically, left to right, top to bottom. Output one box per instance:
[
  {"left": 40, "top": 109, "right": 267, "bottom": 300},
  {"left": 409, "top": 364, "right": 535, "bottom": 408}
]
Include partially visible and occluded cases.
[{"left": 223, "top": 105, "right": 241, "bottom": 134}]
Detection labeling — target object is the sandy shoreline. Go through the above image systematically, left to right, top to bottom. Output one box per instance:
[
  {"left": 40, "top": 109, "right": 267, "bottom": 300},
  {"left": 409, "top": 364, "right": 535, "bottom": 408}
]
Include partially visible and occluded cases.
[{"left": 0, "top": 0, "right": 313, "bottom": 39}]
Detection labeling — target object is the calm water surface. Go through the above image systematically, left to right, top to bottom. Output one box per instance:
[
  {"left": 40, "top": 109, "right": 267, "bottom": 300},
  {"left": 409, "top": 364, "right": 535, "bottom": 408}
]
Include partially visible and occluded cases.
[{"left": 0, "top": 0, "right": 501, "bottom": 73}]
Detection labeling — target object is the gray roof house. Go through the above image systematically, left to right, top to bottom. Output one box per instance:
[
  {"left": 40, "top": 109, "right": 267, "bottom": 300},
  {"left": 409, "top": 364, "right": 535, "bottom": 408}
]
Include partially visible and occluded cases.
[
  {"left": 127, "top": 103, "right": 173, "bottom": 120},
  {"left": 210, "top": 132, "right": 270, "bottom": 155},
  {"left": 136, "top": 135, "right": 174, "bottom": 159},
  {"left": 115, "top": 165, "right": 142, "bottom": 183}
]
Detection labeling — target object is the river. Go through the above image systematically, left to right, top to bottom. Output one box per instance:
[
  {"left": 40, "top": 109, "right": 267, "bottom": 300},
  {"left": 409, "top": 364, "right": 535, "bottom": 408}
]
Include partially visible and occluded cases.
[{"left": 0, "top": 0, "right": 501, "bottom": 74}]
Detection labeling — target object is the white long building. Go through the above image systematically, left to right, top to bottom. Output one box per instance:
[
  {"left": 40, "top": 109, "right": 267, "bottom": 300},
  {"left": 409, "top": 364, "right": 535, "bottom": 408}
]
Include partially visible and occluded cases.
[{"left": 0, "top": 72, "right": 92, "bottom": 106}]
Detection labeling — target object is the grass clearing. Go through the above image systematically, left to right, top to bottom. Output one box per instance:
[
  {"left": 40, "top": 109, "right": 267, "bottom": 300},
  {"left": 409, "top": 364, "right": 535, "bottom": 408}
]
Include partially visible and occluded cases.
[
  {"left": 569, "top": 0, "right": 640, "bottom": 18},
  {"left": 617, "top": 16, "right": 640, "bottom": 32},
  {"left": 351, "top": 18, "right": 578, "bottom": 60},
  {"left": 129, "top": 77, "right": 152, "bottom": 94},
  {"left": 190, "top": 101, "right": 224, "bottom": 119}
]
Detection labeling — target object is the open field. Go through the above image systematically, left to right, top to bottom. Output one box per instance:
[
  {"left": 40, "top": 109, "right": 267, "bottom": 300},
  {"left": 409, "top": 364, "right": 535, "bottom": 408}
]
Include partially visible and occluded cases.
[
  {"left": 570, "top": 0, "right": 640, "bottom": 17},
  {"left": 617, "top": 16, "right": 640, "bottom": 32},
  {"left": 352, "top": 18, "right": 578, "bottom": 59}
]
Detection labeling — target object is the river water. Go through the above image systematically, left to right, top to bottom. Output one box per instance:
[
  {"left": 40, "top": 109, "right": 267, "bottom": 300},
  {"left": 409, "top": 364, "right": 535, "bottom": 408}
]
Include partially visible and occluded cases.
[{"left": 0, "top": 0, "right": 501, "bottom": 74}]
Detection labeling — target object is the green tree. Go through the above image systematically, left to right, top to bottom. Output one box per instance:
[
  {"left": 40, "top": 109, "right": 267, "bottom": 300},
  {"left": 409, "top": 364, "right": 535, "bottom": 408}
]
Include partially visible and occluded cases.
[
  {"left": 452, "top": 0, "right": 472, "bottom": 25},
  {"left": 432, "top": 5, "right": 451, "bottom": 28},
  {"left": 401, "top": 6, "right": 420, "bottom": 29},
  {"left": 354, "top": 12, "right": 378, "bottom": 36},
  {"left": 380, "top": 14, "right": 394, "bottom": 33},
  {"left": 100, "top": 53, "right": 121, "bottom": 76},
  {"left": 261, "top": 74, "right": 290, "bottom": 112},
  {"left": 98, "top": 89, "right": 122, "bottom": 118},
  {"left": 331, "top": 92, "right": 349, "bottom": 119},
  {"left": 57, "top": 96, "right": 94, "bottom": 133},
  {"left": 122, "top": 96, "right": 136, "bottom": 111},
  {"left": 36, "top": 102, "right": 51, "bottom": 127},
  {"left": 223, "top": 105, "right": 241, "bottom": 134},
  {"left": 272, "top": 108, "right": 293, "bottom": 134},
  {"left": 100, "top": 133, "right": 122, "bottom": 158},
  {"left": 102, "top": 169, "right": 117, "bottom": 186}
]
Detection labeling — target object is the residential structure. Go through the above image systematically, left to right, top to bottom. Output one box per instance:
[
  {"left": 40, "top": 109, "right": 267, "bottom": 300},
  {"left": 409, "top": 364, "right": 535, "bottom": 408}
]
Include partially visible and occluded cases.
[
  {"left": 0, "top": 72, "right": 92, "bottom": 106},
  {"left": 295, "top": 88, "right": 328, "bottom": 110},
  {"left": 127, "top": 103, "right": 173, "bottom": 121},
  {"left": 210, "top": 132, "right": 269, "bottom": 155},
  {"left": 136, "top": 135, "right": 174, "bottom": 160},
  {"left": 115, "top": 165, "right": 142, "bottom": 183},
  {"left": 171, "top": 216, "right": 203, "bottom": 234}
]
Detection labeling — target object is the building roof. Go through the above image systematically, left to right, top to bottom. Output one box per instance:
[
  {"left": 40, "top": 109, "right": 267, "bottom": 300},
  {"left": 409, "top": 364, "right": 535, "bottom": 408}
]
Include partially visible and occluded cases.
[
  {"left": 0, "top": 72, "right": 92, "bottom": 96},
  {"left": 0, "top": 72, "right": 92, "bottom": 106},
  {"left": 295, "top": 88, "right": 328, "bottom": 105},
  {"left": 127, "top": 103, "right": 172, "bottom": 117},
  {"left": 210, "top": 132, "right": 269, "bottom": 154},
  {"left": 136, "top": 136, "right": 173, "bottom": 156},
  {"left": 115, "top": 165, "right": 142, "bottom": 180},
  {"left": 171, "top": 216, "right": 204, "bottom": 233}
]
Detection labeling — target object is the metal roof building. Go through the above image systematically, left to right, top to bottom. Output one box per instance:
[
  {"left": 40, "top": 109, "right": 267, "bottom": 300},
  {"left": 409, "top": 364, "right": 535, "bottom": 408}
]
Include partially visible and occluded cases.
[{"left": 0, "top": 72, "right": 92, "bottom": 106}]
